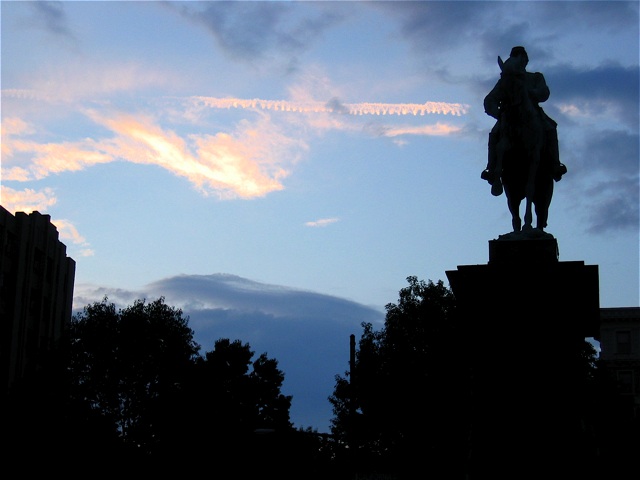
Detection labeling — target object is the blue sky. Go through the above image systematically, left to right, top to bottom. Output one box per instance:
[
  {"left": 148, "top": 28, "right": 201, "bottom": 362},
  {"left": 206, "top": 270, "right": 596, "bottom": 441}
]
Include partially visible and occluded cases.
[{"left": 2, "top": 1, "right": 638, "bottom": 433}]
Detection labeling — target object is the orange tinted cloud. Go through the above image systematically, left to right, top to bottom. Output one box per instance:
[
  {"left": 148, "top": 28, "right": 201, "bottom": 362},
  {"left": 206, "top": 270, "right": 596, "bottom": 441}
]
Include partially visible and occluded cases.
[
  {"left": 90, "top": 111, "right": 301, "bottom": 199},
  {"left": 380, "top": 123, "right": 462, "bottom": 137},
  {"left": 0, "top": 186, "right": 57, "bottom": 214},
  {"left": 52, "top": 219, "right": 94, "bottom": 257}
]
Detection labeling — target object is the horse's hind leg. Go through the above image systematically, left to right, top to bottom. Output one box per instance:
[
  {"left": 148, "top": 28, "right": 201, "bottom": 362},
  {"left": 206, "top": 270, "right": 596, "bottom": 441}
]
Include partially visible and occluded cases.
[
  {"left": 523, "top": 152, "right": 540, "bottom": 230},
  {"left": 535, "top": 180, "right": 553, "bottom": 230},
  {"left": 506, "top": 195, "right": 522, "bottom": 232},
  {"left": 523, "top": 199, "right": 533, "bottom": 231},
  {"left": 535, "top": 199, "right": 549, "bottom": 230},
  {"left": 512, "top": 216, "right": 522, "bottom": 232}
]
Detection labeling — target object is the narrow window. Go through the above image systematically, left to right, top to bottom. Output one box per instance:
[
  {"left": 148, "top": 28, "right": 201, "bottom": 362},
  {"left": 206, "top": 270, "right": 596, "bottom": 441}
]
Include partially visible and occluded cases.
[
  {"left": 616, "top": 330, "right": 631, "bottom": 354},
  {"left": 617, "top": 370, "right": 634, "bottom": 395}
]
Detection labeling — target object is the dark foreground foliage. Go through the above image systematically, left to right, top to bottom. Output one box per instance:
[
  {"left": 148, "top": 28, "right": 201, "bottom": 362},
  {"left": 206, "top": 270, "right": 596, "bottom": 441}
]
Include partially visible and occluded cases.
[
  {"left": 329, "top": 276, "right": 639, "bottom": 480},
  {"left": 3, "top": 284, "right": 638, "bottom": 479},
  {"left": 4, "top": 297, "right": 335, "bottom": 477}
]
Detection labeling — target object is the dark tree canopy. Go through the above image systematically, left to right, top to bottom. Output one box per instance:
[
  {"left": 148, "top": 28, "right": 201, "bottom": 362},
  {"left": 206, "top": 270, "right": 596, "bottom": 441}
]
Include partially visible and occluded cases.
[
  {"left": 329, "top": 276, "right": 470, "bottom": 478},
  {"left": 328, "top": 277, "right": 633, "bottom": 480},
  {"left": 5, "top": 285, "right": 631, "bottom": 478},
  {"left": 5, "top": 296, "right": 302, "bottom": 474},
  {"left": 67, "top": 296, "right": 200, "bottom": 451}
]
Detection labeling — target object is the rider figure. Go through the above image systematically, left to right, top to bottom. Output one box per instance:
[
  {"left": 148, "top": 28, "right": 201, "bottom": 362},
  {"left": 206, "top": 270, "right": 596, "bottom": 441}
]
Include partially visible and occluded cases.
[{"left": 481, "top": 46, "right": 567, "bottom": 194}]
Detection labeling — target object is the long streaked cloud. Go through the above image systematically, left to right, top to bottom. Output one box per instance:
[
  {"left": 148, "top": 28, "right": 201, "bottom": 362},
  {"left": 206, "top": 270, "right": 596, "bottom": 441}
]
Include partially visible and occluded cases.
[
  {"left": 2, "top": 61, "right": 182, "bottom": 103},
  {"left": 2, "top": 88, "right": 467, "bottom": 205},
  {"left": 191, "top": 96, "right": 469, "bottom": 117}
]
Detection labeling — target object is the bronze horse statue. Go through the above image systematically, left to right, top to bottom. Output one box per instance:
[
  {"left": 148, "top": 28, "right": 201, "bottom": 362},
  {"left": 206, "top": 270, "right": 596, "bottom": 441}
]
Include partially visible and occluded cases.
[{"left": 491, "top": 55, "right": 554, "bottom": 233}]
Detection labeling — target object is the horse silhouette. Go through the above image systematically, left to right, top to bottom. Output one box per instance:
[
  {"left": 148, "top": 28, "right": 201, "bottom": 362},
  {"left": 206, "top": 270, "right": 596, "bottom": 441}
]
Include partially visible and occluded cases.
[{"left": 492, "top": 55, "right": 554, "bottom": 233}]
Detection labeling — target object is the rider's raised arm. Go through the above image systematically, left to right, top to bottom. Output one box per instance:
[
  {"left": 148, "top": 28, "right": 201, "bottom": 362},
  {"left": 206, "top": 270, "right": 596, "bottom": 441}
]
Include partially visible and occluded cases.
[{"left": 528, "top": 72, "right": 550, "bottom": 104}]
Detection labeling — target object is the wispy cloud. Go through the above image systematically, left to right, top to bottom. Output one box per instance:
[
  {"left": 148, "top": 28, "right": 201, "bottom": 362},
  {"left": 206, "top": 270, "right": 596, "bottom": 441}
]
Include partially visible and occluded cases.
[
  {"left": 29, "top": 1, "right": 76, "bottom": 41},
  {"left": 173, "top": 1, "right": 346, "bottom": 65},
  {"left": 2, "top": 62, "right": 182, "bottom": 104},
  {"left": 548, "top": 63, "right": 639, "bottom": 130},
  {"left": 2, "top": 84, "right": 467, "bottom": 206},
  {"left": 1, "top": 107, "right": 304, "bottom": 200},
  {"left": 89, "top": 109, "right": 300, "bottom": 199},
  {"left": 371, "top": 123, "right": 463, "bottom": 138},
  {"left": 577, "top": 129, "right": 640, "bottom": 234},
  {"left": 1, "top": 137, "right": 113, "bottom": 181},
  {"left": 0, "top": 185, "right": 57, "bottom": 213},
  {"left": 0, "top": 186, "right": 93, "bottom": 256},
  {"left": 0, "top": 197, "right": 87, "bottom": 277},
  {"left": 305, "top": 217, "right": 339, "bottom": 227},
  {"left": 52, "top": 219, "right": 94, "bottom": 257}
]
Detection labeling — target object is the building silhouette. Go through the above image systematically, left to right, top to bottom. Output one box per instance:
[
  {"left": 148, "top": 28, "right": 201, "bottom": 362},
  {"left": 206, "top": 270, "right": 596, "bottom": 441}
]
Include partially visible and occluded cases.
[
  {"left": 0, "top": 206, "right": 76, "bottom": 397},
  {"left": 597, "top": 306, "right": 640, "bottom": 419}
]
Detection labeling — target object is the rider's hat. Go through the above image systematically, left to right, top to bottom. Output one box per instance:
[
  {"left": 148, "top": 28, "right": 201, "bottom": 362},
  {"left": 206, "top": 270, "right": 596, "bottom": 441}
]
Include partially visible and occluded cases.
[{"left": 510, "top": 46, "right": 529, "bottom": 62}]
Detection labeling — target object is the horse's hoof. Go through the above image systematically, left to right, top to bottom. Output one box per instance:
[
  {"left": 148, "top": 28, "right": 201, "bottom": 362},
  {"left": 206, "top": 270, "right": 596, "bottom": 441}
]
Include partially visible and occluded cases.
[{"left": 491, "top": 181, "right": 503, "bottom": 196}]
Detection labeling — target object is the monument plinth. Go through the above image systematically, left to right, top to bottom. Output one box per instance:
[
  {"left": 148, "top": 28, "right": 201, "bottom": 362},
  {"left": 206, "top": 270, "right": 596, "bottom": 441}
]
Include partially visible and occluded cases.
[
  {"left": 459, "top": 44, "right": 600, "bottom": 477},
  {"left": 446, "top": 236, "right": 600, "bottom": 479}
]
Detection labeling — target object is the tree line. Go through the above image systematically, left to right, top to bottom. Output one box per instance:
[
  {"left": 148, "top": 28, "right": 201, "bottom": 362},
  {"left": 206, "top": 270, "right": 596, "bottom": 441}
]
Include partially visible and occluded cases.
[{"left": 3, "top": 277, "right": 637, "bottom": 478}]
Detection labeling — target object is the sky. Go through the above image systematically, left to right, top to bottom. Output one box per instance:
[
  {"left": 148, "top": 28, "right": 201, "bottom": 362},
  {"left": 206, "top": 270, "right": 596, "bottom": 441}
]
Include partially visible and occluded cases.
[{"left": 1, "top": 1, "right": 638, "bottom": 433}]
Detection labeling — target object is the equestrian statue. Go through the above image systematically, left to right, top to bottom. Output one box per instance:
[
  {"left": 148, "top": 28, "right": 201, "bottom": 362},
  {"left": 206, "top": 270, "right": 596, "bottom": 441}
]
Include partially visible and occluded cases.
[{"left": 481, "top": 46, "right": 567, "bottom": 236}]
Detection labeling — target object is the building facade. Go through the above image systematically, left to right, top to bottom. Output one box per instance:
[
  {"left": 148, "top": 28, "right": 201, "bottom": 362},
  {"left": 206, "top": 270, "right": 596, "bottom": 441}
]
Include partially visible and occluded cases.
[
  {"left": 1, "top": 206, "right": 76, "bottom": 397},
  {"left": 597, "top": 306, "right": 640, "bottom": 419}
]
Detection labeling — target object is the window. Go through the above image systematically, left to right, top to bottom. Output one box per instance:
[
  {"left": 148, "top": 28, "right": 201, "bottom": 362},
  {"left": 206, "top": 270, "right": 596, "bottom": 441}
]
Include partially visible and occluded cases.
[
  {"left": 615, "top": 330, "right": 631, "bottom": 354},
  {"left": 617, "top": 370, "right": 634, "bottom": 395}
]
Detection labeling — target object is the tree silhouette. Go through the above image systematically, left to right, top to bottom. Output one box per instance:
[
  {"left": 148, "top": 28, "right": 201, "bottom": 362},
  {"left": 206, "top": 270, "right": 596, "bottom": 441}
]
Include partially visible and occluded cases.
[
  {"left": 329, "top": 276, "right": 470, "bottom": 478},
  {"left": 328, "top": 277, "right": 634, "bottom": 480},
  {"left": 4, "top": 296, "right": 304, "bottom": 473},
  {"left": 65, "top": 297, "right": 200, "bottom": 456},
  {"left": 67, "top": 298, "right": 302, "bottom": 471},
  {"left": 177, "top": 339, "right": 295, "bottom": 472},
  {"left": 166, "top": 340, "right": 292, "bottom": 436}
]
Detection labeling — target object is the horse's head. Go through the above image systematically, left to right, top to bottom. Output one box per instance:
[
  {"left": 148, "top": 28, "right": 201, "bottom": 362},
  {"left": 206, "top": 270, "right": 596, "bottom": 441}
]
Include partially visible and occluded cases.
[
  {"left": 498, "top": 55, "right": 528, "bottom": 109},
  {"left": 498, "top": 55, "right": 527, "bottom": 76}
]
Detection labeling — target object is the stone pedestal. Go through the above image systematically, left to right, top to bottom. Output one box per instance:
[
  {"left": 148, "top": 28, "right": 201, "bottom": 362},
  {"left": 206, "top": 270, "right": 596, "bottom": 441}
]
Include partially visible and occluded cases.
[{"left": 446, "top": 236, "right": 600, "bottom": 479}]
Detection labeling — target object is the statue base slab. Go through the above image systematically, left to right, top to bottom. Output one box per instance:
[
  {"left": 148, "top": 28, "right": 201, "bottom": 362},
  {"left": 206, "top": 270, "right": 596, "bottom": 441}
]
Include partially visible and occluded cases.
[{"left": 489, "top": 233, "right": 558, "bottom": 265}]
